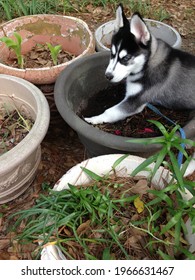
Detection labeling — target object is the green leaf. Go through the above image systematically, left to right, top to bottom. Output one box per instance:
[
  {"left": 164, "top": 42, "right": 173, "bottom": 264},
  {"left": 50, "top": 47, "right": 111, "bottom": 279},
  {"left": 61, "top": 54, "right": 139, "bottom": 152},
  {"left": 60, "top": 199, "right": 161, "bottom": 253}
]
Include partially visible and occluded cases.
[
  {"left": 14, "top": 32, "right": 22, "bottom": 45},
  {"left": 0, "top": 37, "right": 16, "bottom": 47},
  {"left": 47, "top": 42, "right": 53, "bottom": 51},
  {"left": 54, "top": 45, "right": 61, "bottom": 52},
  {"left": 148, "top": 120, "right": 169, "bottom": 138},
  {"left": 168, "top": 124, "right": 181, "bottom": 139},
  {"left": 127, "top": 137, "right": 164, "bottom": 145},
  {"left": 151, "top": 146, "right": 167, "bottom": 176},
  {"left": 168, "top": 150, "right": 184, "bottom": 188},
  {"left": 112, "top": 154, "right": 129, "bottom": 170},
  {"left": 131, "top": 154, "right": 158, "bottom": 176},
  {"left": 81, "top": 167, "right": 103, "bottom": 181},
  {"left": 147, "top": 189, "right": 173, "bottom": 207},
  {"left": 113, "top": 194, "right": 138, "bottom": 204},
  {"left": 150, "top": 209, "right": 162, "bottom": 222},
  {"left": 57, "top": 212, "right": 77, "bottom": 227},
  {"left": 161, "top": 212, "right": 182, "bottom": 235},
  {"left": 174, "top": 217, "right": 182, "bottom": 247},
  {"left": 102, "top": 247, "right": 113, "bottom": 260},
  {"left": 178, "top": 247, "right": 195, "bottom": 260},
  {"left": 157, "top": 249, "right": 174, "bottom": 260},
  {"left": 84, "top": 253, "right": 97, "bottom": 260}
]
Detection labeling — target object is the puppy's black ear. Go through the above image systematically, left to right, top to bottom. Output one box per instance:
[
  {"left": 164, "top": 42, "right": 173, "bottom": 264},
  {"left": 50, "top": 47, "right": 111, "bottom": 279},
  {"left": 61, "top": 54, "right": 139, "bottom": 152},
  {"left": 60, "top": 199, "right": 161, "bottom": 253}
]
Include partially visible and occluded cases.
[
  {"left": 114, "top": 4, "right": 130, "bottom": 32},
  {"left": 130, "top": 13, "right": 150, "bottom": 45}
]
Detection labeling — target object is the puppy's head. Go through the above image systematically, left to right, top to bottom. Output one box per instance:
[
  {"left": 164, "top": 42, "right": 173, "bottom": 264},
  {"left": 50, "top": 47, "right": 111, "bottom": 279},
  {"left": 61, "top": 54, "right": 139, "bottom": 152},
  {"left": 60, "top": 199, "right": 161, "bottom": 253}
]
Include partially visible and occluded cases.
[{"left": 105, "top": 4, "right": 151, "bottom": 83}]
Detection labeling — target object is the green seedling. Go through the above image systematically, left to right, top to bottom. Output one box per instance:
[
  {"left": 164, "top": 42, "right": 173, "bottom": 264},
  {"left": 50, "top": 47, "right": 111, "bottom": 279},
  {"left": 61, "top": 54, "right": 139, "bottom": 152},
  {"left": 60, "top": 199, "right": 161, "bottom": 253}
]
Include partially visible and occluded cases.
[
  {"left": 0, "top": 32, "right": 24, "bottom": 68},
  {"left": 47, "top": 43, "right": 61, "bottom": 66}
]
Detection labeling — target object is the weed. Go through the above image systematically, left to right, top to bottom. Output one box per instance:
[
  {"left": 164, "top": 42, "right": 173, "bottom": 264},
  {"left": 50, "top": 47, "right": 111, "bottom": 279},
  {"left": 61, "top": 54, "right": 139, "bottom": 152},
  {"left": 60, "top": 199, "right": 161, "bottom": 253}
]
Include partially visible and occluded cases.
[
  {"left": 0, "top": 32, "right": 24, "bottom": 68},
  {"left": 47, "top": 43, "right": 62, "bottom": 66},
  {"left": 127, "top": 120, "right": 195, "bottom": 191}
]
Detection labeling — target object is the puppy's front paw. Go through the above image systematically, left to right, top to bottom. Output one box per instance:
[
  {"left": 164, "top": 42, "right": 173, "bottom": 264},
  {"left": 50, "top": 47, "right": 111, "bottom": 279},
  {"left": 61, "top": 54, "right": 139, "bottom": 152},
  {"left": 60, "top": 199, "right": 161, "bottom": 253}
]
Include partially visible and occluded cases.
[{"left": 84, "top": 115, "right": 105, "bottom": 125}]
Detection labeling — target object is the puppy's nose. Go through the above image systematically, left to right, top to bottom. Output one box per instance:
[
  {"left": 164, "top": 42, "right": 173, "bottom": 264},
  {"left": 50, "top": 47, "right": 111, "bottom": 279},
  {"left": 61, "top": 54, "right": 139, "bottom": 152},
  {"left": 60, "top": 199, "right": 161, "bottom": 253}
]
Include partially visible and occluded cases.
[{"left": 105, "top": 72, "right": 113, "bottom": 81}]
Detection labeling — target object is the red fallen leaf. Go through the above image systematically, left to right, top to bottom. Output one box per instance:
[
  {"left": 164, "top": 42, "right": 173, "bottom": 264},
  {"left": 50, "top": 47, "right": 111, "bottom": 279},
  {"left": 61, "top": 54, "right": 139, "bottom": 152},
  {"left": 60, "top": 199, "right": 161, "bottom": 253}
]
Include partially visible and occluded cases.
[
  {"left": 138, "top": 127, "right": 154, "bottom": 134},
  {"left": 144, "top": 128, "right": 154, "bottom": 133},
  {"left": 114, "top": 130, "right": 122, "bottom": 135}
]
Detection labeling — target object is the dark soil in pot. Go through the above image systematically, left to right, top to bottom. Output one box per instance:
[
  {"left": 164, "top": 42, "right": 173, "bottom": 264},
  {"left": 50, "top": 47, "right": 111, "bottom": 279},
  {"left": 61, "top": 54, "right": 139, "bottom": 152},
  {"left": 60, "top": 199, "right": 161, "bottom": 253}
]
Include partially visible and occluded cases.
[{"left": 79, "top": 83, "right": 190, "bottom": 138}]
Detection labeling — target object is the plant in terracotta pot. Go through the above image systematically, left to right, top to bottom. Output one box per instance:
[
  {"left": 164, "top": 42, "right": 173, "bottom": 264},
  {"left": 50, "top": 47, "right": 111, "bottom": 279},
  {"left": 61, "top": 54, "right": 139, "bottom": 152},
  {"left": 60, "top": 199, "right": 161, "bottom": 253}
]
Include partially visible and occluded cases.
[
  {"left": 0, "top": 14, "right": 95, "bottom": 85},
  {"left": 54, "top": 51, "right": 195, "bottom": 158},
  {"left": 0, "top": 74, "right": 50, "bottom": 204},
  {"left": 9, "top": 125, "right": 195, "bottom": 260}
]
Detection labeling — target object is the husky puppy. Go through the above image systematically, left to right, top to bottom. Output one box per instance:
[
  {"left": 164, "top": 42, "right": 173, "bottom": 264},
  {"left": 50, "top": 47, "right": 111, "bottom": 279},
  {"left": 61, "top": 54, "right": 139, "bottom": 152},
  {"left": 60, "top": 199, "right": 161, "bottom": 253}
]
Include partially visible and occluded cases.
[{"left": 85, "top": 4, "right": 195, "bottom": 125}]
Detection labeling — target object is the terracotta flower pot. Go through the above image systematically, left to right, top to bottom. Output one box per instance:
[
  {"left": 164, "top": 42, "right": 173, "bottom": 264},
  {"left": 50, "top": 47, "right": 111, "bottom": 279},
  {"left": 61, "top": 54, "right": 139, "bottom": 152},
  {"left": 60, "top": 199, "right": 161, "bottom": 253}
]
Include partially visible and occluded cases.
[
  {"left": 0, "top": 14, "right": 95, "bottom": 84},
  {"left": 95, "top": 18, "right": 182, "bottom": 51},
  {"left": 54, "top": 51, "right": 195, "bottom": 158},
  {"left": 0, "top": 74, "right": 50, "bottom": 204}
]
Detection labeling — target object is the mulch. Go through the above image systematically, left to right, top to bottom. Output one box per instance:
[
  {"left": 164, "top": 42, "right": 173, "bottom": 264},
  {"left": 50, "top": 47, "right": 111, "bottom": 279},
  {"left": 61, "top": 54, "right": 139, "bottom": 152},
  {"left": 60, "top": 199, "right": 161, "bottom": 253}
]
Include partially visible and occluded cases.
[{"left": 6, "top": 44, "right": 76, "bottom": 69}]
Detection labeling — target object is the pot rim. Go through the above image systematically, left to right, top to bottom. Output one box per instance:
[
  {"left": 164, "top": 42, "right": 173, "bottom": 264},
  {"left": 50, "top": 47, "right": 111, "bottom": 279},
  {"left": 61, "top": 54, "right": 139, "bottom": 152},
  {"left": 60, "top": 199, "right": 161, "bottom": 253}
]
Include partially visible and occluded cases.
[{"left": 0, "top": 74, "right": 50, "bottom": 172}]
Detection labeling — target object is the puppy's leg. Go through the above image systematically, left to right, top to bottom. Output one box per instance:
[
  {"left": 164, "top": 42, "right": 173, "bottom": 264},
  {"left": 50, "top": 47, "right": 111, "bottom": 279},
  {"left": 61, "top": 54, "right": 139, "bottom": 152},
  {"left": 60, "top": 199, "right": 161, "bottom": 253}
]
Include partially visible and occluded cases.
[{"left": 84, "top": 98, "right": 146, "bottom": 124}]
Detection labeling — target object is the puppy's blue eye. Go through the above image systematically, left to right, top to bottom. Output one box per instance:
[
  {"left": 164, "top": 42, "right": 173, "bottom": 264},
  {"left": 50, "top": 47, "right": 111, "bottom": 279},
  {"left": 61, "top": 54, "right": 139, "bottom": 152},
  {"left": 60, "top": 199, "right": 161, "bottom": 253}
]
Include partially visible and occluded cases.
[{"left": 121, "top": 55, "right": 130, "bottom": 64}]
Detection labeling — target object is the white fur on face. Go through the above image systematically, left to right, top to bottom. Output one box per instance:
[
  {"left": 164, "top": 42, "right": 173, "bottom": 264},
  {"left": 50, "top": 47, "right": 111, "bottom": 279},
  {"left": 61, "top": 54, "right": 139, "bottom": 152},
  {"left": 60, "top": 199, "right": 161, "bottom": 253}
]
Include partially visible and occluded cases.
[
  {"left": 111, "top": 45, "right": 116, "bottom": 56},
  {"left": 119, "top": 49, "right": 127, "bottom": 59},
  {"left": 106, "top": 53, "right": 146, "bottom": 83}
]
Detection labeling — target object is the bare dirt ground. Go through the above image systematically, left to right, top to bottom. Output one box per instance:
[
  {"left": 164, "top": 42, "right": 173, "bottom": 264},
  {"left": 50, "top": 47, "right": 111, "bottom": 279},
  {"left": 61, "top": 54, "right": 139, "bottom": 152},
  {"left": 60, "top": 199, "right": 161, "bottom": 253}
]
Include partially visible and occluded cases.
[{"left": 0, "top": 1, "right": 194, "bottom": 259}]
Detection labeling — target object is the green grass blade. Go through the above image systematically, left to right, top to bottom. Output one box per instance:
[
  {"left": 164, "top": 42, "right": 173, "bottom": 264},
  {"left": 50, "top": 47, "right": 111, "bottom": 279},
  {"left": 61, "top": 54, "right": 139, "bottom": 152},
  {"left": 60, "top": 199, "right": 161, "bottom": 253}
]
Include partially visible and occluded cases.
[
  {"left": 17, "top": 0, "right": 28, "bottom": 15},
  {"left": 0, "top": 1, "right": 13, "bottom": 20},
  {"left": 14, "top": 32, "right": 22, "bottom": 46},
  {"left": 0, "top": 37, "right": 16, "bottom": 47},
  {"left": 148, "top": 120, "right": 169, "bottom": 138},
  {"left": 168, "top": 124, "right": 182, "bottom": 139},
  {"left": 127, "top": 137, "right": 164, "bottom": 145},
  {"left": 151, "top": 146, "right": 167, "bottom": 176},
  {"left": 168, "top": 150, "right": 184, "bottom": 188},
  {"left": 112, "top": 154, "right": 129, "bottom": 170},
  {"left": 131, "top": 154, "right": 158, "bottom": 177},
  {"left": 81, "top": 167, "right": 103, "bottom": 181},
  {"left": 147, "top": 189, "right": 173, "bottom": 207},
  {"left": 161, "top": 212, "right": 182, "bottom": 235},
  {"left": 174, "top": 216, "right": 182, "bottom": 247},
  {"left": 157, "top": 249, "right": 174, "bottom": 260}
]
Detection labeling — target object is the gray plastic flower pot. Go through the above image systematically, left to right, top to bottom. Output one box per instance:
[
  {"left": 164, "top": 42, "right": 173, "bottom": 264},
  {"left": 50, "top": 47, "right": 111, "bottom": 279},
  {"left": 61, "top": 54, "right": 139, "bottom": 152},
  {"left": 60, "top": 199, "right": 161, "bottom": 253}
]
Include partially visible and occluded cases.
[
  {"left": 95, "top": 18, "right": 182, "bottom": 51},
  {"left": 54, "top": 51, "right": 195, "bottom": 158}
]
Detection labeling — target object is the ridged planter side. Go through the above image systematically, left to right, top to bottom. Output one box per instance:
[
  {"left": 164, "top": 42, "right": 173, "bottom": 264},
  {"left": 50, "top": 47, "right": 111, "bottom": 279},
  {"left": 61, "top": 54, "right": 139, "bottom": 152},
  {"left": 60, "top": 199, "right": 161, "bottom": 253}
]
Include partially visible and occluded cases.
[{"left": 0, "top": 74, "right": 50, "bottom": 203}]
